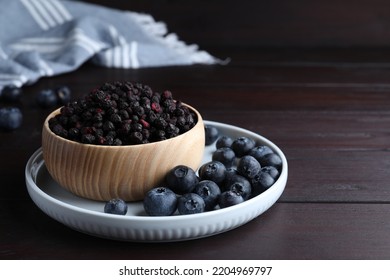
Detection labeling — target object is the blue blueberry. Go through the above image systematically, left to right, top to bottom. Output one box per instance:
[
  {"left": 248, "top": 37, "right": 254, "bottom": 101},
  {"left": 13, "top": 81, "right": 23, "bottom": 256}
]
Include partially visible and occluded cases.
[
  {"left": 1, "top": 85, "right": 22, "bottom": 102},
  {"left": 55, "top": 85, "right": 71, "bottom": 105},
  {"left": 36, "top": 89, "right": 58, "bottom": 108},
  {"left": 0, "top": 107, "right": 23, "bottom": 130},
  {"left": 204, "top": 124, "right": 219, "bottom": 145},
  {"left": 216, "top": 135, "right": 233, "bottom": 149},
  {"left": 232, "top": 136, "right": 256, "bottom": 157},
  {"left": 248, "top": 145, "right": 273, "bottom": 162},
  {"left": 212, "top": 147, "right": 235, "bottom": 168},
  {"left": 259, "top": 153, "right": 283, "bottom": 170},
  {"left": 237, "top": 155, "right": 261, "bottom": 179},
  {"left": 198, "top": 160, "right": 226, "bottom": 184},
  {"left": 165, "top": 165, "right": 199, "bottom": 194},
  {"left": 261, "top": 166, "right": 280, "bottom": 180},
  {"left": 251, "top": 171, "right": 275, "bottom": 197},
  {"left": 224, "top": 175, "right": 252, "bottom": 200},
  {"left": 193, "top": 180, "right": 221, "bottom": 210},
  {"left": 143, "top": 187, "right": 178, "bottom": 216},
  {"left": 218, "top": 190, "right": 245, "bottom": 208},
  {"left": 177, "top": 193, "right": 205, "bottom": 215},
  {"left": 104, "top": 198, "right": 128, "bottom": 215}
]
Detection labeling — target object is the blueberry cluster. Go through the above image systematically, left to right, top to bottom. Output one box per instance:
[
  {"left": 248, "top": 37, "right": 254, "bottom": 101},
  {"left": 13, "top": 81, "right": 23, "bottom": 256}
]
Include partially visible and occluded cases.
[
  {"left": 48, "top": 81, "right": 197, "bottom": 145},
  {"left": 0, "top": 84, "right": 71, "bottom": 131},
  {"left": 0, "top": 85, "right": 24, "bottom": 130},
  {"left": 140, "top": 125, "right": 283, "bottom": 216}
]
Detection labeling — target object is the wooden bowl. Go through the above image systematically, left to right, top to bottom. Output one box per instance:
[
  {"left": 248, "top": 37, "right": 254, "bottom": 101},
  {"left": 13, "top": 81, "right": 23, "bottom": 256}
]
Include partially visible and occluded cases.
[{"left": 41, "top": 104, "right": 205, "bottom": 202}]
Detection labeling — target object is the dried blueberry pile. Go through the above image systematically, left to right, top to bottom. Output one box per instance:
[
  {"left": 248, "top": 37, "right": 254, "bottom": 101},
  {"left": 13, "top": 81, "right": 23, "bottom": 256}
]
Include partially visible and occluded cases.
[
  {"left": 48, "top": 82, "right": 197, "bottom": 145},
  {"left": 138, "top": 124, "right": 283, "bottom": 216}
]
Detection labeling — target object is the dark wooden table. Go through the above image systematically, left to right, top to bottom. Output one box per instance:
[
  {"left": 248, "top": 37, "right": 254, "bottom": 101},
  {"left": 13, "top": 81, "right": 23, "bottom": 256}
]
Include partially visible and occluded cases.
[{"left": 2, "top": 0, "right": 390, "bottom": 260}]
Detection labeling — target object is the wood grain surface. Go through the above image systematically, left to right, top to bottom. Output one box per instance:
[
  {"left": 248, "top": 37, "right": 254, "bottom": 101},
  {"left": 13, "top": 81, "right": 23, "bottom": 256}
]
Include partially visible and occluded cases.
[{"left": 2, "top": 0, "right": 390, "bottom": 259}]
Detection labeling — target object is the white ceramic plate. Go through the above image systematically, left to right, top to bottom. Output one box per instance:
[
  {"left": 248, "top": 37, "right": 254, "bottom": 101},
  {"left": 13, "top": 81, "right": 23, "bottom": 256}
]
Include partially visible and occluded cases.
[{"left": 25, "top": 121, "right": 288, "bottom": 242}]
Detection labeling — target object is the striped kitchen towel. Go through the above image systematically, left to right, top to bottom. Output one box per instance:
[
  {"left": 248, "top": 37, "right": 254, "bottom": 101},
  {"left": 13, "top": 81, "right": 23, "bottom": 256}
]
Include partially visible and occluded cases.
[{"left": 0, "top": 0, "right": 218, "bottom": 91}]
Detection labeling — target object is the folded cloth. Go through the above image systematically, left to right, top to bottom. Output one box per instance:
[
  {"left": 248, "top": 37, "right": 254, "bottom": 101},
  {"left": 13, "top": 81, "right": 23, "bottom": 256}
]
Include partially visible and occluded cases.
[{"left": 0, "top": 0, "right": 218, "bottom": 91}]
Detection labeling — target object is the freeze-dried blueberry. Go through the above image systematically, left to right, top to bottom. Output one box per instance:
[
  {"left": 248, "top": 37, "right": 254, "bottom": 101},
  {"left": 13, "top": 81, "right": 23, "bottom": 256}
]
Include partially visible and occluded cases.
[{"left": 48, "top": 81, "right": 197, "bottom": 146}]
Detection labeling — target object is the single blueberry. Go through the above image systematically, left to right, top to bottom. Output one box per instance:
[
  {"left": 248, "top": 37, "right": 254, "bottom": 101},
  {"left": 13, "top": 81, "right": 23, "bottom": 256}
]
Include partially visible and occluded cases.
[
  {"left": 1, "top": 85, "right": 22, "bottom": 102},
  {"left": 55, "top": 85, "right": 72, "bottom": 105},
  {"left": 36, "top": 89, "right": 58, "bottom": 108},
  {"left": 0, "top": 107, "right": 23, "bottom": 130},
  {"left": 204, "top": 125, "right": 219, "bottom": 145},
  {"left": 215, "top": 135, "right": 233, "bottom": 149},
  {"left": 232, "top": 136, "right": 256, "bottom": 157},
  {"left": 248, "top": 145, "right": 274, "bottom": 162},
  {"left": 212, "top": 147, "right": 235, "bottom": 168},
  {"left": 259, "top": 153, "right": 283, "bottom": 170},
  {"left": 237, "top": 155, "right": 261, "bottom": 179},
  {"left": 198, "top": 160, "right": 226, "bottom": 184},
  {"left": 165, "top": 165, "right": 199, "bottom": 194},
  {"left": 261, "top": 166, "right": 280, "bottom": 180},
  {"left": 221, "top": 168, "right": 240, "bottom": 191},
  {"left": 251, "top": 171, "right": 275, "bottom": 197},
  {"left": 224, "top": 175, "right": 252, "bottom": 200},
  {"left": 193, "top": 180, "right": 221, "bottom": 211},
  {"left": 143, "top": 187, "right": 178, "bottom": 216},
  {"left": 218, "top": 190, "right": 245, "bottom": 208},
  {"left": 177, "top": 193, "right": 206, "bottom": 215},
  {"left": 104, "top": 198, "right": 128, "bottom": 215}
]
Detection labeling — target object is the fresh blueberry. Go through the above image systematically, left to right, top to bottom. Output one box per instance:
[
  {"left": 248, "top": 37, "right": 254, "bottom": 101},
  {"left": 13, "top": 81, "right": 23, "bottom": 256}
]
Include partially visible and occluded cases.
[
  {"left": 1, "top": 85, "right": 22, "bottom": 102},
  {"left": 55, "top": 85, "right": 71, "bottom": 105},
  {"left": 36, "top": 89, "right": 58, "bottom": 108},
  {"left": 0, "top": 107, "right": 23, "bottom": 130},
  {"left": 204, "top": 124, "right": 219, "bottom": 145},
  {"left": 216, "top": 135, "right": 233, "bottom": 149},
  {"left": 232, "top": 136, "right": 256, "bottom": 157},
  {"left": 248, "top": 145, "right": 273, "bottom": 162},
  {"left": 212, "top": 147, "right": 235, "bottom": 168},
  {"left": 258, "top": 153, "right": 283, "bottom": 170},
  {"left": 237, "top": 155, "right": 261, "bottom": 179},
  {"left": 198, "top": 160, "right": 226, "bottom": 184},
  {"left": 165, "top": 165, "right": 199, "bottom": 194},
  {"left": 261, "top": 166, "right": 280, "bottom": 180},
  {"left": 222, "top": 168, "right": 240, "bottom": 190},
  {"left": 251, "top": 171, "right": 275, "bottom": 197},
  {"left": 224, "top": 175, "right": 252, "bottom": 200},
  {"left": 193, "top": 180, "right": 221, "bottom": 211},
  {"left": 143, "top": 187, "right": 178, "bottom": 216},
  {"left": 218, "top": 190, "right": 245, "bottom": 208},
  {"left": 177, "top": 193, "right": 205, "bottom": 215},
  {"left": 104, "top": 198, "right": 128, "bottom": 215}
]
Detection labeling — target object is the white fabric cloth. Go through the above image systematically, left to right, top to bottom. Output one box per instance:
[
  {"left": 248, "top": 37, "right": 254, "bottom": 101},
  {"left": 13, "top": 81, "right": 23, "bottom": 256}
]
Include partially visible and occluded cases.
[{"left": 0, "top": 0, "right": 218, "bottom": 91}]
